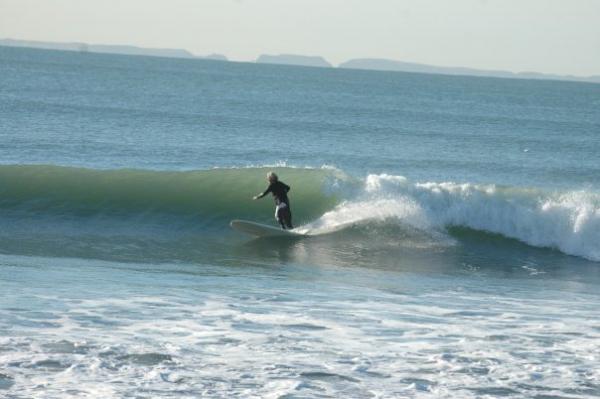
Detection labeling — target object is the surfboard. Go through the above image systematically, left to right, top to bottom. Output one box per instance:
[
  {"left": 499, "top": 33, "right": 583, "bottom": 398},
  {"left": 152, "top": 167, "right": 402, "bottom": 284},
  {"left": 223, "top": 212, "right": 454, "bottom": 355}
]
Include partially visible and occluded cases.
[{"left": 230, "top": 219, "right": 305, "bottom": 238}]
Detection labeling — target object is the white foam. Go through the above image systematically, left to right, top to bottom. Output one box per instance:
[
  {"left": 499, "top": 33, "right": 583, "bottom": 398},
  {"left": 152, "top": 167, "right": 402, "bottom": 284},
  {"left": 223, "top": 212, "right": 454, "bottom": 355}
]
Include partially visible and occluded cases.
[
  {"left": 303, "top": 173, "right": 600, "bottom": 261},
  {"left": 3, "top": 283, "right": 600, "bottom": 399}
]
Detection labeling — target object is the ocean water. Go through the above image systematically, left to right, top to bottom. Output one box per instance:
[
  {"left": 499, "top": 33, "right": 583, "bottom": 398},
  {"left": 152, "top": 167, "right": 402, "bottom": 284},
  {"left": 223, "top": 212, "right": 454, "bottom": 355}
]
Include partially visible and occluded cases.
[{"left": 1, "top": 45, "right": 600, "bottom": 398}]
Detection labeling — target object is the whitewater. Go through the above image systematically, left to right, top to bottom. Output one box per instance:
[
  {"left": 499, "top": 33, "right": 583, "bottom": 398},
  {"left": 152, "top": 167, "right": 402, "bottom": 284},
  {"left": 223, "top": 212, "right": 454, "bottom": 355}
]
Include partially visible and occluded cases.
[{"left": 1, "top": 45, "right": 600, "bottom": 398}]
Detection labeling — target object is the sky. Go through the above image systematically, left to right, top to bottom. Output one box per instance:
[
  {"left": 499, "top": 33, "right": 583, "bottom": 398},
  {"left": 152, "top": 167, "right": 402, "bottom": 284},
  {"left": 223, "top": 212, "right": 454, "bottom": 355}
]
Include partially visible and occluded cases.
[{"left": 1, "top": 0, "right": 599, "bottom": 76}]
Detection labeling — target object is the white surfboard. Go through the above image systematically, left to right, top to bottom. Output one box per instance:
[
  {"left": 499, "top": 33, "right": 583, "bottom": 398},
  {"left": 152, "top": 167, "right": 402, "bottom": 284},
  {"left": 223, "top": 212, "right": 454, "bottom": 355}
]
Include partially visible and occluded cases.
[{"left": 230, "top": 220, "right": 306, "bottom": 238}]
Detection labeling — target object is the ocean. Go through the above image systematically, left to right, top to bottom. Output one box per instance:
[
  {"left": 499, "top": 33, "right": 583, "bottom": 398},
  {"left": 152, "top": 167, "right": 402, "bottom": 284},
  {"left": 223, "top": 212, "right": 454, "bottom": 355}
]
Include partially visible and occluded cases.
[{"left": 1, "top": 45, "right": 599, "bottom": 398}]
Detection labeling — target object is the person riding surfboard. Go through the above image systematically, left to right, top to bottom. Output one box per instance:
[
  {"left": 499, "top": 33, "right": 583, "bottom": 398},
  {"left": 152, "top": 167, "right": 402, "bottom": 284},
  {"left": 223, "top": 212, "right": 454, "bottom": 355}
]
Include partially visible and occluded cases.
[{"left": 253, "top": 172, "right": 293, "bottom": 229}]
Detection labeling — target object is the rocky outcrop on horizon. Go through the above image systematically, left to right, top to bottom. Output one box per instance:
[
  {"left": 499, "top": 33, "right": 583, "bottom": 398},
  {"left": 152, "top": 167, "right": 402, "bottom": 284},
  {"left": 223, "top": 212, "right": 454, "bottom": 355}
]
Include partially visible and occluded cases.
[
  {"left": 0, "top": 38, "right": 229, "bottom": 61},
  {"left": 198, "top": 53, "right": 228, "bottom": 61},
  {"left": 256, "top": 54, "right": 332, "bottom": 68},
  {"left": 339, "top": 58, "right": 600, "bottom": 83}
]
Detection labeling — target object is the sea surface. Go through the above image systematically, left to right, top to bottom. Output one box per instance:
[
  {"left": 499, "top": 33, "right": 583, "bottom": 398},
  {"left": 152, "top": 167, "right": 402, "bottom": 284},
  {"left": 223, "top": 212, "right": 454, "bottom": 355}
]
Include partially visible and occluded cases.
[{"left": 1, "top": 45, "right": 600, "bottom": 398}]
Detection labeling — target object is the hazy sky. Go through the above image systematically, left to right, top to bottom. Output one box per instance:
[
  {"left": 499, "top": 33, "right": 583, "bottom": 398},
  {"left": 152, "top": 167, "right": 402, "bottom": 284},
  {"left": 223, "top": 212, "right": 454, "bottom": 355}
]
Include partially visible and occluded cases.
[{"left": 1, "top": 0, "right": 599, "bottom": 75}]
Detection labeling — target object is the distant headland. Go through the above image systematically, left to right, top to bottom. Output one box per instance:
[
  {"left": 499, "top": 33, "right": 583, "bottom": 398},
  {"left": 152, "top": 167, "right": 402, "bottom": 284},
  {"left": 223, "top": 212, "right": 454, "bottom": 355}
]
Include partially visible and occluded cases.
[
  {"left": 0, "top": 38, "right": 227, "bottom": 61},
  {"left": 2, "top": 38, "right": 598, "bottom": 83},
  {"left": 256, "top": 54, "right": 332, "bottom": 68},
  {"left": 338, "top": 58, "right": 600, "bottom": 83}
]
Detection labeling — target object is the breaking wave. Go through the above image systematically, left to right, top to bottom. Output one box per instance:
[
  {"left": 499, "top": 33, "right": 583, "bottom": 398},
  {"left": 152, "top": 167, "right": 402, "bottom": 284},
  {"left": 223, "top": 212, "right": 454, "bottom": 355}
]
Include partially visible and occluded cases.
[
  {"left": 1, "top": 164, "right": 599, "bottom": 261},
  {"left": 303, "top": 173, "right": 600, "bottom": 261}
]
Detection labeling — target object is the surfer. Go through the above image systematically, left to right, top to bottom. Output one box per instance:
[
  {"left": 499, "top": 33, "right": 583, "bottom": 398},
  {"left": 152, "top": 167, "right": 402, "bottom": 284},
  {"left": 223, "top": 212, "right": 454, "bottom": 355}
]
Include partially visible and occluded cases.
[{"left": 253, "top": 172, "right": 293, "bottom": 229}]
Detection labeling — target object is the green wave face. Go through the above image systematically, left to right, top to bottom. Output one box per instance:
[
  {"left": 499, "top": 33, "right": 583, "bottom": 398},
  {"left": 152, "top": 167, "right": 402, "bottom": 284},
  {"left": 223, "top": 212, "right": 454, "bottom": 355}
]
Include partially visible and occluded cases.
[
  {"left": 0, "top": 164, "right": 343, "bottom": 226},
  {"left": 2, "top": 164, "right": 599, "bottom": 263}
]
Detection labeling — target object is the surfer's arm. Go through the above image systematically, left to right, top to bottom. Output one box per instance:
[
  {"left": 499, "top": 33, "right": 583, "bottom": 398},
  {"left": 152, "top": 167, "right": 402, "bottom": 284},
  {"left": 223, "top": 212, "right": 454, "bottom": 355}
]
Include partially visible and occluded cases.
[
  {"left": 282, "top": 183, "right": 290, "bottom": 193},
  {"left": 253, "top": 185, "right": 272, "bottom": 200}
]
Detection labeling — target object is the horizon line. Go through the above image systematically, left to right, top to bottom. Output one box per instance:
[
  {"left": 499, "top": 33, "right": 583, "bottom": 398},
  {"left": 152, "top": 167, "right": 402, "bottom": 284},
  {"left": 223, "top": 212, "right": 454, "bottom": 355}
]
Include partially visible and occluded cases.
[{"left": 1, "top": 37, "right": 599, "bottom": 84}]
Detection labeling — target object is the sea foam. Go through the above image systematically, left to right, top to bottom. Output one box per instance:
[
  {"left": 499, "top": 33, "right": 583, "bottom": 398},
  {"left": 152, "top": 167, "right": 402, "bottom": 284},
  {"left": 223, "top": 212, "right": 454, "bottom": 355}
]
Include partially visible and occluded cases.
[{"left": 307, "top": 173, "right": 600, "bottom": 261}]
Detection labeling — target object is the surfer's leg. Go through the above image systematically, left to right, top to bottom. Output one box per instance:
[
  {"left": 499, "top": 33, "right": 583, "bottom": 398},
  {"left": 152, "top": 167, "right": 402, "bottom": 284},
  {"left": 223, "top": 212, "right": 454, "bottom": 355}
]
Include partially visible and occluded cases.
[
  {"left": 276, "top": 207, "right": 286, "bottom": 229},
  {"left": 280, "top": 208, "right": 292, "bottom": 229}
]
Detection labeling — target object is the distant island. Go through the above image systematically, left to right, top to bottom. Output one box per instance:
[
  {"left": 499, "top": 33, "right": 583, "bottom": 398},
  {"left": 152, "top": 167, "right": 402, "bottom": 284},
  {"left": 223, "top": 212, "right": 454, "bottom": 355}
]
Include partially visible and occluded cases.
[
  {"left": 0, "top": 38, "right": 227, "bottom": 61},
  {"left": 2, "top": 38, "right": 598, "bottom": 83},
  {"left": 256, "top": 54, "right": 332, "bottom": 68},
  {"left": 339, "top": 58, "right": 600, "bottom": 84}
]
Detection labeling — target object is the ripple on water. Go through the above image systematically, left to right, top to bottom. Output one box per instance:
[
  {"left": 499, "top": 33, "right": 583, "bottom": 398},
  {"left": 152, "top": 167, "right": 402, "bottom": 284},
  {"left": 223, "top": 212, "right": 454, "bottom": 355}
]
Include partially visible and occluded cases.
[
  {"left": 24, "top": 311, "right": 61, "bottom": 320},
  {"left": 13, "top": 319, "right": 62, "bottom": 329},
  {"left": 285, "top": 323, "right": 328, "bottom": 331},
  {"left": 485, "top": 334, "right": 512, "bottom": 341},
  {"left": 42, "top": 340, "right": 90, "bottom": 354},
  {"left": 117, "top": 353, "right": 173, "bottom": 366},
  {"left": 29, "top": 359, "right": 71, "bottom": 371},
  {"left": 456, "top": 366, "right": 490, "bottom": 375},
  {"left": 352, "top": 367, "right": 391, "bottom": 379},
  {"left": 300, "top": 371, "right": 360, "bottom": 383},
  {"left": 0, "top": 374, "right": 14, "bottom": 390},
  {"left": 400, "top": 377, "right": 436, "bottom": 392},
  {"left": 563, "top": 383, "right": 600, "bottom": 397},
  {"left": 467, "top": 386, "right": 519, "bottom": 397}
]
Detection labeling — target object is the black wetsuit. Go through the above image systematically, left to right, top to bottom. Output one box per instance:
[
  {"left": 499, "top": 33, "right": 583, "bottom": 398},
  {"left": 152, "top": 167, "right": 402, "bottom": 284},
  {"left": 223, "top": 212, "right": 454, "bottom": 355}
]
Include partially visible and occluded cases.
[{"left": 259, "top": 181, "right": 293, "bottom": 229}]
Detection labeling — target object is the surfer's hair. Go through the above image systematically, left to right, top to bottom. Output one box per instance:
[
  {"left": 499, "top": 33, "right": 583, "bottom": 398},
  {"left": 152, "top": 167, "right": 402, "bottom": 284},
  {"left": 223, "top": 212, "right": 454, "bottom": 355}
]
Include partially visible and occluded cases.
[{"left": 267, "top": 172, "right": 278, "bottom": 181}]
